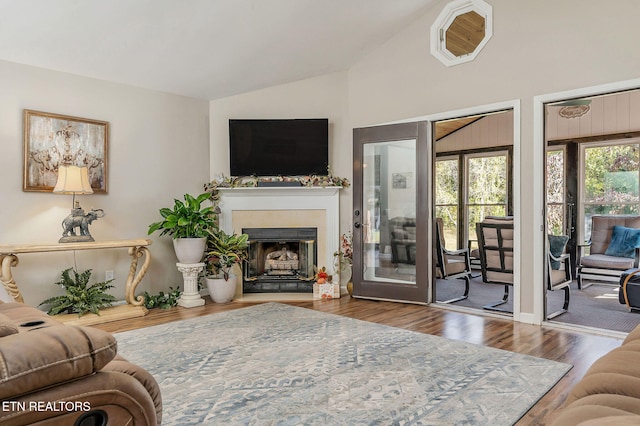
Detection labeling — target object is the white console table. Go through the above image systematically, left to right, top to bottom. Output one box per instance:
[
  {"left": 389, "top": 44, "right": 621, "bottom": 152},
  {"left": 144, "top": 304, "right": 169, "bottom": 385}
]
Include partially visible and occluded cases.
[{"left": 0, "top": 239, "right": 152, "bottom": 325}]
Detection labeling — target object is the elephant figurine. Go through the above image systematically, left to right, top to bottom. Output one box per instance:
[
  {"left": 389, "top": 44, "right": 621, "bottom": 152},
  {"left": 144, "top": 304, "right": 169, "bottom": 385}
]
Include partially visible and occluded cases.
[{"left": 59, "top": 208, "right": 106, "bottom": 243}]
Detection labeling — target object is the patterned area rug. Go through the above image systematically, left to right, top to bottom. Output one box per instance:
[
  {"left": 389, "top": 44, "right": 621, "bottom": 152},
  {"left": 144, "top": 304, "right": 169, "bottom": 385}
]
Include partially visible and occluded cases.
[{"left": 115, "top": 303, "right": 571, "bottom": 425}]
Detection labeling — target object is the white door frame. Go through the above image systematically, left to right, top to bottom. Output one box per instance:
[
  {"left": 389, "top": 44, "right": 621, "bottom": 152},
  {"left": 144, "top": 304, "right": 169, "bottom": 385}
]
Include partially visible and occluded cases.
[
  {"left": 533, "top": 78, "right": 640, "bottom": 324},
  {"left": 395, "top": 99, "right": 521, "bottom": 320}
]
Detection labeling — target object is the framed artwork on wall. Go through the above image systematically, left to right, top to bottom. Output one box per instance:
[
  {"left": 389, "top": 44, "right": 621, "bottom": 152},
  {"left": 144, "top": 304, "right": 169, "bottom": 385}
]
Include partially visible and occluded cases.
[
  {"left": 23, "top": 110, "right": 109, "bottom": 193},
  {"left": 392, "top": 172, "right": 412, "bottom": 189}
]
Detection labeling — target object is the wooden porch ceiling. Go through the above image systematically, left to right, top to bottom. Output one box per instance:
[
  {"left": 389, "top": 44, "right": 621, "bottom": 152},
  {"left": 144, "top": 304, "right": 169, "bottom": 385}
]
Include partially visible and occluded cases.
[{"left": 435, "top": 115, "right": 484, "bottom": 141}]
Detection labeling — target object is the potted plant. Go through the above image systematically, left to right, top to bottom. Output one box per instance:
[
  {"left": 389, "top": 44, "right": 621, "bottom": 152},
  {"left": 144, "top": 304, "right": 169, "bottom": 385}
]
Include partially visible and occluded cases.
[
  {"left": 148, "top": 192, "right": 217, "bottom": 263},
  {"left": 204, "top": 228, "right": 249, "bottom": 303},
  {"left": 39, "top": 268, "right": 116, "bottom": 317}
]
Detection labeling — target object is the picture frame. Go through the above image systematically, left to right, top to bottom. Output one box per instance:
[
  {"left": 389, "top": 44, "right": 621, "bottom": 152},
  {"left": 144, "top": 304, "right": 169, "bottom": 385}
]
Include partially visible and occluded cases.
[
  {"left": 23, "top": 110, "right": 109, "bottom": 193},
  {"left": 392, "top": 172, "right": 412, "bottom": 189}
]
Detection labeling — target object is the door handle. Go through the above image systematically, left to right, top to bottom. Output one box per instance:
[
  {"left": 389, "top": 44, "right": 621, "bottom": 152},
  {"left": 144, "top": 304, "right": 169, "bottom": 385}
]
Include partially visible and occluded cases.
[{"left": 354, "top": 222, "right": 361, "bottom": 228}]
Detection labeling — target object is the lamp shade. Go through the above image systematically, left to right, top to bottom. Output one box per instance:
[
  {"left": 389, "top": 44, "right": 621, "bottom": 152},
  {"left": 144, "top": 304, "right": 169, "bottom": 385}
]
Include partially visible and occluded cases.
[{"left": 53, "top": 165, "right": 93, "bottom": 194}]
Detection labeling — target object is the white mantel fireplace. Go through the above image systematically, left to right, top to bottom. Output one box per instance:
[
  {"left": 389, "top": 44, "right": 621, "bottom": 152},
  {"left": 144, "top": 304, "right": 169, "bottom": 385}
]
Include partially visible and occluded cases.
[{"left": 217, "top": 186, "right": 340, "bottom": 298}]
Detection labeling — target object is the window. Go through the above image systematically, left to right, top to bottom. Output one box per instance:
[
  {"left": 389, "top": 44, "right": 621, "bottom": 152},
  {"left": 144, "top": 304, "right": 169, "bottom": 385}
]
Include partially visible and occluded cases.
[
  {"left": 430, "top": 0, "right": 493, "bottom": 67},
  {"left": 580, "top": 140, "right": 640, "bottom": 241},
  {"left": 547, "top": 148, "right": 566, "bottom": 235},
  {"left": 435, "top": 150, "right": 509, "bottom": 250},
  {"left": 465, "top": 152, "right": 508, "bottom": 240},
  {"left": 435, "top": 156, "right": 459, "bottom": 250}
]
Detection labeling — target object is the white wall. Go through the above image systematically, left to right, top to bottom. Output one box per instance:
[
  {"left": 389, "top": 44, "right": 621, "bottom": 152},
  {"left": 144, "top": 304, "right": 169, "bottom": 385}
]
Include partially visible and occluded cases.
[
  {"left": 347, "top": 0, "right": 640, "bottom": 315},
  {"left": 0, "top": 60, "right": 210, "bottom": 306},
  {"left": 209, "top": 71, "right": 353, "bottom": 234}
]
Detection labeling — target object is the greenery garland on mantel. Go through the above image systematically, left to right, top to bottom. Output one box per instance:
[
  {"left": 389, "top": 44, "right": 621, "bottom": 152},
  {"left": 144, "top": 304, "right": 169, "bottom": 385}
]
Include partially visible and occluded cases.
[{"left": 204, "top": 172, "right": 350, "bottom": 207}]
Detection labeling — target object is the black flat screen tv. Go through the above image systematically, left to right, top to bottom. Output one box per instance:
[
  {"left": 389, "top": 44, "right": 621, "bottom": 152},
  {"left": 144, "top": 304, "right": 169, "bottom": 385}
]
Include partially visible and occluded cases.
[{"left": 229, "top": 118, "right": 329, "bottom": 177}]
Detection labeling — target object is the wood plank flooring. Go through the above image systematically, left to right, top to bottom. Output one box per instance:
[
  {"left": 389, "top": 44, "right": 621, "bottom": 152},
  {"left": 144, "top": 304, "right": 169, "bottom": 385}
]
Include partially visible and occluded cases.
[{"left": 94, "top": 296, "right": 625, "bottom": 425}]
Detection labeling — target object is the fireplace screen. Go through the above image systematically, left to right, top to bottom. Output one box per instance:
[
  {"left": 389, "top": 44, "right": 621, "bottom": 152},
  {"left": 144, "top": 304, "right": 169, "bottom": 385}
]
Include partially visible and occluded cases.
[{"left": 243, "top": 227, "right": 317, "bottom": 293}]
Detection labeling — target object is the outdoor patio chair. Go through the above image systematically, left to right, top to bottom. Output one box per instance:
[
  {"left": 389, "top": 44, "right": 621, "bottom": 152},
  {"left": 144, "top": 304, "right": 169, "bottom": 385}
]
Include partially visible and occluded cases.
[
  {"left": 577, "top": 215, "right": 640, "bottom": 289},
  {"left": 476, "top": 216, "right": 514, "bottom": 313},
  {"left": 435, "top": 217, "right": 472, "bottom": 304},
  {"left": 547, "top": 234, "right": 571, "bottom": 319}
]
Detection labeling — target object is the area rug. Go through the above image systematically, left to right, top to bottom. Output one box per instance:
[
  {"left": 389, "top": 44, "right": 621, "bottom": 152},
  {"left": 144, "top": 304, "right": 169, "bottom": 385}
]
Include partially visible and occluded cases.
[{"left": 114, "top": 303, "right": 571, "bottom": 425}]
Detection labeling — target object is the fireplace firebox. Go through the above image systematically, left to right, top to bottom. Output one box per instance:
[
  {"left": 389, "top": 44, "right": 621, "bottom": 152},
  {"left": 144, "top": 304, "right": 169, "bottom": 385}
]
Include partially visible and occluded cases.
[{"left": 243, "top": 227, "right": 317, "bottom": 293}]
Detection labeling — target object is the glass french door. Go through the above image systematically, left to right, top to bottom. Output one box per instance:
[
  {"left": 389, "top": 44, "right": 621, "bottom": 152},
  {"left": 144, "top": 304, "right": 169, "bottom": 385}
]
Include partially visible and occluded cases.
[{"left": 352, "top": 122, "right": 429, "bottom": 303}]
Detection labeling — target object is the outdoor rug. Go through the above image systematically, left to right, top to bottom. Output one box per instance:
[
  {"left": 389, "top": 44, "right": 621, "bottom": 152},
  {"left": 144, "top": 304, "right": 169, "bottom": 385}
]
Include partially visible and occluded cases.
[{"left": 114, "top": 303, "right": 571, "bottom": 425}]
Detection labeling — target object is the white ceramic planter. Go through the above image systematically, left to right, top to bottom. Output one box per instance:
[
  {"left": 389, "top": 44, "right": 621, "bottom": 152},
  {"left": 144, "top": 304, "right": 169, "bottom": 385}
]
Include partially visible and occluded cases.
[
  {"left": 172, "top": 237, "right": 206, "bottom": 264},
  {"left": 206, "top": 273, "right": 236, "bottom": 303}
]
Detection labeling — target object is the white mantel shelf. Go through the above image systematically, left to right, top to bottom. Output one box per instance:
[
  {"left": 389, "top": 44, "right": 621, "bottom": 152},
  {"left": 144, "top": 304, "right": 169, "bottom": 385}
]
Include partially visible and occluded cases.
[{"left": 217, "top": 186, "right": 341, "bottom": 196}]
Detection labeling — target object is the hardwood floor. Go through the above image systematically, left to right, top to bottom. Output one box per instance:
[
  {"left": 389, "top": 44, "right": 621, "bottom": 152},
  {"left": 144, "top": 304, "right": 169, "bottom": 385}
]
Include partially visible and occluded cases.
[{"left": 94, "top": 296, "right": 625, "bottom": 425}]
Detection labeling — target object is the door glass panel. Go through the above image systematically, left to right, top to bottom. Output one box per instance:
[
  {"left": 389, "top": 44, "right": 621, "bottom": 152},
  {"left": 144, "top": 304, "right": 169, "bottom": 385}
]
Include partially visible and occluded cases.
[{"left": 363, "top": 139, "right": 417, "bottom": 283}]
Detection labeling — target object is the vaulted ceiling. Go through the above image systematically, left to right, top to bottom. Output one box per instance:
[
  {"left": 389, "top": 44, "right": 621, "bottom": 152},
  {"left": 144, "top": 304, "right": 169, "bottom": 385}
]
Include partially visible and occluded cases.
[{"left": 0, "top": 0, "right": 437, "bottom": 100}]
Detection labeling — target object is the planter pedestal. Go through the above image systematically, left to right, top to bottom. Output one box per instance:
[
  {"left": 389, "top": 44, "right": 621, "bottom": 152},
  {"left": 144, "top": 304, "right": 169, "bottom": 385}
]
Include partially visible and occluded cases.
[{"left": 176, "top": 262, "right": 205, "bottom": 308}]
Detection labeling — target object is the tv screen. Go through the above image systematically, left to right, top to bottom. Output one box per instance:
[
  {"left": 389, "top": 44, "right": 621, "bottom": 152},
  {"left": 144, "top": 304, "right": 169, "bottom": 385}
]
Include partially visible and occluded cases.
[{"left": 229, "top": 119, "right": 329, "bottom": 177}]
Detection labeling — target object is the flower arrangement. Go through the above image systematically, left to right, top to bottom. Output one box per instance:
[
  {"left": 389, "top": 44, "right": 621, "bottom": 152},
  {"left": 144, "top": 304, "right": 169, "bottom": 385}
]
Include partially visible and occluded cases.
[
  {"left": 203, "top": 171, "right": 350, "bottom": 209},
  {"left": 333, "top": 231, "right": 353, "bottom": 272},
  {"left": 315, "top": 266, "right": 332, "bottom": 284}
]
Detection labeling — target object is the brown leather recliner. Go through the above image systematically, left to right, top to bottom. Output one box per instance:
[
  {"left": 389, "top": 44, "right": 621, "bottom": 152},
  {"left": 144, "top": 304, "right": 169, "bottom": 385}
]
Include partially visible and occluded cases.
[{"left": 0, "top": 302, "right": 161, "bottom": 425}]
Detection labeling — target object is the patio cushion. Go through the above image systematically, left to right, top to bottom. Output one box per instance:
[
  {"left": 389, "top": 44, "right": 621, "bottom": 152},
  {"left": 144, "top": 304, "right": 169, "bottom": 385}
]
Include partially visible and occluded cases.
[
  {"left": 605, "top": 226, "right": 640, "bottom": 258},
  {"left": 549, "top": 234, "right": 569, "bottom": 270},
  {"left": 581, "top": 254, "right": 635, "bottom": 270},
  {"left": 444, "top": 258, "right": 468, "bottom": 274}
]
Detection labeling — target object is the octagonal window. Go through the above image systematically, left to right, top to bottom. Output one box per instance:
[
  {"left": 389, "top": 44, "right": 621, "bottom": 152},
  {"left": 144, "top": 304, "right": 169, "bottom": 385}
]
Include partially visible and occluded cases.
[{"left": 431, "top": 0, "right": 493, "bottom": 67}]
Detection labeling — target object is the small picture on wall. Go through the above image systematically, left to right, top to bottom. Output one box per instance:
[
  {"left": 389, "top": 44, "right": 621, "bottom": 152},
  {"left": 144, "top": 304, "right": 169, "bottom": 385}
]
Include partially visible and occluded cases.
[
  {"left": 23, "top": 110, "right": 109, "bottom": 193},
  {"left": 392, "top": 172, "right": 412, "bottom": 189}
]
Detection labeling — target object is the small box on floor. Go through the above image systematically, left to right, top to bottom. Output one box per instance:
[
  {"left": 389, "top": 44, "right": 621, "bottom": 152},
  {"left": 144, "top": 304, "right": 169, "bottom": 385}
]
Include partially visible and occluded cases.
[{"left": 313, "top": 282, "right": 340, "bottom": 299}]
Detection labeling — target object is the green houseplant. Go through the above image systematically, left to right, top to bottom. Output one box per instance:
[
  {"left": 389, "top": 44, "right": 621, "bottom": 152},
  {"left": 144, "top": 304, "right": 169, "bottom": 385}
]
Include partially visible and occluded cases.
[
  {"left": 148, "top": 192, "right": 217, "bottom": 263},
  {"left": 204, "top": 228, "right": 249, "bottom": 303},
  {"left": 39, "top": 268, "right": 116, "bottom": 317},
  {"left": 142, "top": 287, "right": 181, "bottom": 309}
]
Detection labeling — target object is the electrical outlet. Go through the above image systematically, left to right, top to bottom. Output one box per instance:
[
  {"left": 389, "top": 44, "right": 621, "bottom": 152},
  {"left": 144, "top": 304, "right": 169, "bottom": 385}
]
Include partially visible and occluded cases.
[{"left": 105, "top": 270, "right": 114, "bottom": 282}]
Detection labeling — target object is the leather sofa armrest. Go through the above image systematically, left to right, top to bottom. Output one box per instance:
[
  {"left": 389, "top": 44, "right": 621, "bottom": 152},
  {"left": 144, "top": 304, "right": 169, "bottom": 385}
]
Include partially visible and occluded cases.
[
  {"left": 0, "top": 324, "right": 117, "bottom": 399},
  {"left": 103, "top": 355, "right": 163, "bottom": 424},
  {"left": 0, "top": 369, "right": 159, "bottom": 426}
]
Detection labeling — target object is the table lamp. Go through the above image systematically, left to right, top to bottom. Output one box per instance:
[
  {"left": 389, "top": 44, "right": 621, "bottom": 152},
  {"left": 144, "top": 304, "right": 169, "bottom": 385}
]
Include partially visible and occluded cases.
[{"left": 54, "top": 165, "right": 104, "bottom": 243}]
